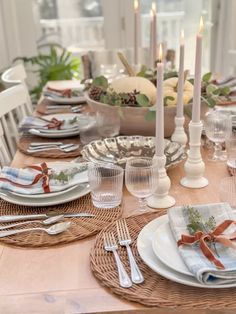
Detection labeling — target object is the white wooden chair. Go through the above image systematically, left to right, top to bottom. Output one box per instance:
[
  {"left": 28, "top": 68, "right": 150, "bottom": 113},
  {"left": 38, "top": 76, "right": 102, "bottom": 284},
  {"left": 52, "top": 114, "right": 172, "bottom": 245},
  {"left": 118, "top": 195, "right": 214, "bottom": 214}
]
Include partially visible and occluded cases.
[
  {"left": 1, "top": 63, "right": 33, "bottom": 115},
  {"left": 0, "top": 84, "right": 30, "bottom": 162}
]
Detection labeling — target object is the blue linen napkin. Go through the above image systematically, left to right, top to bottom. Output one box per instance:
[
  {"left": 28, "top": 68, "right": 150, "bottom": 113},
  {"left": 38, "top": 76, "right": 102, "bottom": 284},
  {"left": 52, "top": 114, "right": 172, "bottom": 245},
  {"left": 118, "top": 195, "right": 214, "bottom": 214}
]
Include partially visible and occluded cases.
[
  {"left": 0, "top": 164, "right": 88, "bottom": 195},
  {"left": 168, "top": 203, "right": 236, "bottom": 285}
]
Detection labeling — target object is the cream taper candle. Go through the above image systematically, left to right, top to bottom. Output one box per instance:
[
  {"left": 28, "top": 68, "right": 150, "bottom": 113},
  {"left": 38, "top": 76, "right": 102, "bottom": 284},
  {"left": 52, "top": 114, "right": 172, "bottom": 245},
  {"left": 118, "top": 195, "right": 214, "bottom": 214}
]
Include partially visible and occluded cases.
[
  {"left": 134, "top": 0, "right": 139, "bottom": 65},
  {"left": 152, "top": 2, "right": 157, "bottom": 67},
  {"left": 149, "top": 9, "right": 154, "bottom": 68},
  {"left": 192, "top": 16, "right": 203, "bottom": 123},
  {"left": 176, "top": 30, "right": 185, "bottom": 118},
  {"left": 156, "top": 44, "right": 164, "bottom": 157}
]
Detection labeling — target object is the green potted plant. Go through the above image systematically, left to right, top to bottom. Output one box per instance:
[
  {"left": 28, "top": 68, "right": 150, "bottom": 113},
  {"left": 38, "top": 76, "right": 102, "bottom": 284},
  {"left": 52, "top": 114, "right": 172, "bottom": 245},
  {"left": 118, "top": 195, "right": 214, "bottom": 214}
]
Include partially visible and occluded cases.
[{"left": 15, "top": 45, "right": 81, "bottom": 102}]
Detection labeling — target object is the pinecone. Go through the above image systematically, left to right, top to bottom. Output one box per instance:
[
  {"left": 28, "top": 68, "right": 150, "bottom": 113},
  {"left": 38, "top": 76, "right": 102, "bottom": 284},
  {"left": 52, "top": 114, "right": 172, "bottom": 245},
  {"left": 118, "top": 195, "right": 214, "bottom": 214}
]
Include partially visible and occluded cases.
[
  {"left": 89, "top": 85, "right": 103, "bottom": 101},
  {"left": 121, "top": 89, "right": 140, "bottom": 107}
]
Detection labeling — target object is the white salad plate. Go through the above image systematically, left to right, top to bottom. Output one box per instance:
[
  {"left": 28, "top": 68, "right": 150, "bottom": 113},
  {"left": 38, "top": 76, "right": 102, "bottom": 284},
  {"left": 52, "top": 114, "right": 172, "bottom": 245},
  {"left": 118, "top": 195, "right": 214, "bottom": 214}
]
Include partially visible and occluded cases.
[
  {"left": 45, "top": 81, "right": 86, "bottom": 104},
  {"left": 28, "top": 113, "right": 88, "bottom": 138},
  {"left": 0, "top": 162, "right": 90, "bottom": 206},
  {"left": 137, "top": 214, "right": 236, "bottom": 288},
  {"left": 152, "top": 221, "right": 193, "bottom": 277}
]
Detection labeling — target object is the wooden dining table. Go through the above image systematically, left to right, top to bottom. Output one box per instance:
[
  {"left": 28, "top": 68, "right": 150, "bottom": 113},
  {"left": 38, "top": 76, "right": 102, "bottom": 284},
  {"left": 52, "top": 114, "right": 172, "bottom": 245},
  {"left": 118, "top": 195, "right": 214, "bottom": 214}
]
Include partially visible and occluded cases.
[
  {"left": 0, "top": 87, "right": 234, "bottom": 313},
  {"left": 0, "top": 146, "right": 232, "bottom": 314}
]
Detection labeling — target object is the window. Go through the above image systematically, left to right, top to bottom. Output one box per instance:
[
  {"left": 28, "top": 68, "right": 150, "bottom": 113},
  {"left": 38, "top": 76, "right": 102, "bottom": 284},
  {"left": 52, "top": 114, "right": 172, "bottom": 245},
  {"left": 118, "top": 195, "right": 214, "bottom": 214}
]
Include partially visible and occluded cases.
[{"left": 35, "top": 0, "right": 105, "bottom": 50}]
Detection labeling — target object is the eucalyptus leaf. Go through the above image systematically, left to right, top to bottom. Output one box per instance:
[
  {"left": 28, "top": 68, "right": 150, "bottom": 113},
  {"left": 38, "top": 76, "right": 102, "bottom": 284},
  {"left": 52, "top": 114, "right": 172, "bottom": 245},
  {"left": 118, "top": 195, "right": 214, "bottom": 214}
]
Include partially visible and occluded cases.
[
  {"left": 202, "top": 72, "right": 212, "bottom": 82},
  {"left": 92, "top": 76, "right": 108, "bottom": 89},
  {"left": 206, "top": 84, "right": 217, "bottom": 95},
  {"left": 220, "top": 86, "right": 231, "bottom": 96},
  {"left": 136, "top": 94, "right": 150, "bottom": 107}
]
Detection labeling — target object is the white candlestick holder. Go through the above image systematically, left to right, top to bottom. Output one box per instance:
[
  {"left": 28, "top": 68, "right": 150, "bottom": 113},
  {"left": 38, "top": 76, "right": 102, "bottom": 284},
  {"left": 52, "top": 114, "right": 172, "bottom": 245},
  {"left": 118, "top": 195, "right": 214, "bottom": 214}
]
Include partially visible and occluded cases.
[
  {"left": 171, "top": 116, "right": 188, "bottom": 147},
  {"left": 180, "top": 120, "right": 208, "bottom": 188},
  {"left": 147, "top": 155, "right": 176, "bottom": 209}
]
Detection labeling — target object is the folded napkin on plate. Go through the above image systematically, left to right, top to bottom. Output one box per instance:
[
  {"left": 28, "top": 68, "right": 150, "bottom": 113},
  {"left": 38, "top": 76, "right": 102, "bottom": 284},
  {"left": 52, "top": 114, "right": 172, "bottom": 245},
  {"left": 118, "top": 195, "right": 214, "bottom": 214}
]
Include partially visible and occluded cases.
[
  {"left": 44, "top": 87, "right": 83, "bottom": 98},
  {"left": 19, "top": 116, "right": 79, "bottom": 132},
  {"left": 0, "top": 163, "right": 88, "bottom": 195},
  {"left": 168, "top": 203, "right": 236, "bottom": 285}
]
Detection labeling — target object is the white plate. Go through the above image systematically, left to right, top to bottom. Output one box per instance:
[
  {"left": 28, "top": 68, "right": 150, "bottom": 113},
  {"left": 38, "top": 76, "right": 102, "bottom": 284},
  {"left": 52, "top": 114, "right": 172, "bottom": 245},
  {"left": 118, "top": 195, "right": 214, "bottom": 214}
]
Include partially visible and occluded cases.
[
  {"left": 47, "top": 80, "right": 85, "bottom": 90},
  {"left": 45, "top": 81, "right": 86, "bottom": 104},
  {"left": 44, "top": 95, "right": 86, "bottom": 104},
  {"left": 28, "top": 113, "right": 89, "bottom": 138},
  {"left": 0, "top": 162, "right": 90, "bottom": 206},
  {"left": 1, "top": 183, "right": 90, "bottom": 207},
  {"left": 11, "top": 183, "right": 79, "bottom": 199},
  {"left": 137, "top": 215, "right": 236, "bottom": 288},
  {"left": 152, "top": 221, "right": 193, "bottom": 277}
]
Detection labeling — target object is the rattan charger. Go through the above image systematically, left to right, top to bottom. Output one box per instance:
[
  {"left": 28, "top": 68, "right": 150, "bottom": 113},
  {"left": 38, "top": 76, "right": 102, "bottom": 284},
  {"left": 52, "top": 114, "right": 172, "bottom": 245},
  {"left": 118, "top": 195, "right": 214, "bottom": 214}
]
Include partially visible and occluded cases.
[
  {"left": 18, "top": 134, "right": 81, "bottom": 158},
  {"left": 0, "top": 194, "right": 122, "bottom": 248},
  {"left": 90, "top": 212, "right": 236, "bottom": 309}
]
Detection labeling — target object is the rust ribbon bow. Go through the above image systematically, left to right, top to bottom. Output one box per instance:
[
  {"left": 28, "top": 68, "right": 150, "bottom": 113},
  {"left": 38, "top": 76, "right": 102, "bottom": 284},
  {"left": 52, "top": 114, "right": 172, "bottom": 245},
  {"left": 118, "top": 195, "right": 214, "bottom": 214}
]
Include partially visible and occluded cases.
[
  {"left": 47, "top": 87, "right": 72, "bottom": 98},
  {"left": 46, "top": 117, "right": 63, "bottom": 130},
  {"left": 0, "top": 162, "right": 51, "bottom": 193},
  {"left": 178, "top": 220, "right": 236, "bottom": 269}
]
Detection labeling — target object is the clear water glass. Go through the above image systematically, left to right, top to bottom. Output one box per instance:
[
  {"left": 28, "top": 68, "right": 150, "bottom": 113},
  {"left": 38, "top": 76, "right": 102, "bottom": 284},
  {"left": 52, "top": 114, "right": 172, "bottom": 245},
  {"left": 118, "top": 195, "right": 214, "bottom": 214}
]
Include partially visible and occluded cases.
[
  {"left": 100, "top": 64, "right": 118, "bottom": 80},
  {"left": 96, "top": 111, "right": 120, "bottom": 138},
  {"left": 204, "top": 111, "right": 230, "bottom": 161},
  {"left": 79, "top": 113, "right": 101, "bottom": 145},
  {"left": 225, "top": 115, "right": 236, "bottom": 173},
  {"left": 125, "top": 157, "right": 159, "bottom": 213},
  {"left": 88, "top": 163, "right": 124, "bottom": 208},
  {"left": 219, "top": 176, "right": 236, "bottom": 209}
]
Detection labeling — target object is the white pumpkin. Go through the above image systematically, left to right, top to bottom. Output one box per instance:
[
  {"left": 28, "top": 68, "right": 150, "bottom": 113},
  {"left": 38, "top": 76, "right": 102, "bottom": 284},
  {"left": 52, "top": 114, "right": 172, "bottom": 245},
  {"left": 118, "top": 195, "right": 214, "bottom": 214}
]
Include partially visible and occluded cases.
[
  {"left": 110, "top": 76, "right": 157, "bottom": 105},
  {"left": 163, "top": 77, "right": 194, "bottom": 106}
]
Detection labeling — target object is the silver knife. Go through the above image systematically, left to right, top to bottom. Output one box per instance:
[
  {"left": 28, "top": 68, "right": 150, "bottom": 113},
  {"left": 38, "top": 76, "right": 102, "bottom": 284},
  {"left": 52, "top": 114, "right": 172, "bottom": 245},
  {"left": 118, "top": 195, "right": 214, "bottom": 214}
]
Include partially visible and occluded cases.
[
  {"left": 30, "top": 142, "right": 64, "bottom": 147},
  {"left": 0, "top": 212, "right": 95, "bottom": 223}
]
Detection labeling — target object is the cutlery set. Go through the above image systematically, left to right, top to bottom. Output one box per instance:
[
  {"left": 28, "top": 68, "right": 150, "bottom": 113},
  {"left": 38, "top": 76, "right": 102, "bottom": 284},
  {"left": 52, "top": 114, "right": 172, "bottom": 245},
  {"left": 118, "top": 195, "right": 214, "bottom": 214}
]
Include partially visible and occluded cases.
[
  {"left": 45, "top": 105, "right": 83, "bottom": 114},
  {"left": 27, "top": 142, "right": 80, "bottom": 153},
  {"left": 0, "top": 212, "right": 95, "bottom": 237},
  {"left": 103, "top": 219, "right": 144, "bottom": 288}
]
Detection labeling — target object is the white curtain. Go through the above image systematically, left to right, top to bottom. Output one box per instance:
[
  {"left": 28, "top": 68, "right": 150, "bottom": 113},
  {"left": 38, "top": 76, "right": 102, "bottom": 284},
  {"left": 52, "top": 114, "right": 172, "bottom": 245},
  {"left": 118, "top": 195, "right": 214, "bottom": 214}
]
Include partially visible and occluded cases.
[{"left": 213, "top": 0, "right": 236, "bottom": 76}]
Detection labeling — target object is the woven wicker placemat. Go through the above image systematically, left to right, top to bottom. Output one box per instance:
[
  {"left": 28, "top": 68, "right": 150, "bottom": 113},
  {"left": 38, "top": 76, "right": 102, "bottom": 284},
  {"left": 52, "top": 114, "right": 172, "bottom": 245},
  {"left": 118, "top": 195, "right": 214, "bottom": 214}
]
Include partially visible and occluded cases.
[
  {"left": 18, "top": 135, "right": 81, "bottom": 158},
  {"left": 0, "top": 194, "right": 122, "bottom": 248},
  {"left": 90, "top": 212, "right": 236, "bottom": 309}
]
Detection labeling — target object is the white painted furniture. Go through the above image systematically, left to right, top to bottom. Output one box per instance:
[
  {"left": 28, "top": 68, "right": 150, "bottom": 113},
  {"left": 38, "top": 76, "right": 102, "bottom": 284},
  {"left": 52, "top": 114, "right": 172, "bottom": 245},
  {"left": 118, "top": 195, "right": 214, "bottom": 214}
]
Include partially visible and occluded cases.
[
  {"left": 1, "top": 63, "right": 33, "bottom": 116},
  {"left": 0, "top": 84, "right": 30, "bottom": 160},
  {"left": 0, "top": 123, "right": 11, "bottom": 167}
]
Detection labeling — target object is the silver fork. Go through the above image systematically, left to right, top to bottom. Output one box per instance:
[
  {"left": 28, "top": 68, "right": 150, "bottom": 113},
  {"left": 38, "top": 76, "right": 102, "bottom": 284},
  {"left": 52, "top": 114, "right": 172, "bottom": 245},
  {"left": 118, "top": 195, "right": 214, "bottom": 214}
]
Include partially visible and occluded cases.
[
  {"left": 116, "top": 219, "right": 144, "bottom": 284},
  {"left": 103, "top": 232, "right": 132, "bottom": 288}
]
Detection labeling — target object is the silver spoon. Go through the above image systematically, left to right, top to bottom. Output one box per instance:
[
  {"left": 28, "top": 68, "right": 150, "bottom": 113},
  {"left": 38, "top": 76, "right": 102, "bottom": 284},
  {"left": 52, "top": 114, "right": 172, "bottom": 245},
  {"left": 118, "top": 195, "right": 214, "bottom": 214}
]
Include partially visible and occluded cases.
[
  {"left": 0, "top": 215, "right": 64, "bottom": 231},
  {"left": 0, "top": 221, "right": 71, "bottom": 238}
]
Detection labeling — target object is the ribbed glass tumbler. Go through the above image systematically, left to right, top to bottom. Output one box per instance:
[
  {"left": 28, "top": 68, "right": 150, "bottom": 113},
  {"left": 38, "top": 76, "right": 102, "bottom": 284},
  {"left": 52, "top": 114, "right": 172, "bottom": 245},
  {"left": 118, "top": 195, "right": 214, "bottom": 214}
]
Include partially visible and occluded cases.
[{"left": 88, "top": 162, "right": 124, "bottom": 208}]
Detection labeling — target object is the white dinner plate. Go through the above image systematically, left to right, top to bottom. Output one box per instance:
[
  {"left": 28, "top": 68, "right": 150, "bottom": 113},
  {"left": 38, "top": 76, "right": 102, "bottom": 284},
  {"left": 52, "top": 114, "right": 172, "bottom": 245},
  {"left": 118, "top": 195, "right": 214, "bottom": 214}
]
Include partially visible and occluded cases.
[
  {"left": 45, "top": 81, "right": 86, "bottom": 104},
  {"left": 44, "top": 95, "right": 86, "bottom": 104},
  {"left": 28, "top": 113, "right": 89, "bottom": 138},
  {"left": 0, "top": 162, "right": 90, "bottom": 206},
  {"left": 1, "top": 183, "right": 90, "bottom": 207},
  {"left": 10, "top": 184, "right": 79, "bottom": 199},
  {"left": 137, "top": 215, "right": 236, "bottom": 288},
  {"left": 152, "top": 221, "right": 193, "bottom": 276}
]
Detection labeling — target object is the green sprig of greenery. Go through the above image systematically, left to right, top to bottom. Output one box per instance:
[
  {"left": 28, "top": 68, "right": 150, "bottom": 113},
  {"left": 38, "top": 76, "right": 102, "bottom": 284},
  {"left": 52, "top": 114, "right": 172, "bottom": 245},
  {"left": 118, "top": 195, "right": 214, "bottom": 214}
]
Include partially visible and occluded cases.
[{"left": 183, "top": 205, "right": 216, "bottom": 234}]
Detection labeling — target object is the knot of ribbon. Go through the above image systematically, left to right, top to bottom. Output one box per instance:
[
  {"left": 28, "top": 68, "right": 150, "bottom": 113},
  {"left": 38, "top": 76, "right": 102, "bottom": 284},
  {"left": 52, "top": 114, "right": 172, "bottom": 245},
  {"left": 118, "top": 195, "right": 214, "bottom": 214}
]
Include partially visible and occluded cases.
[
  {"left": 47, "top": 87, "right": 71, "bottom": 98},
  {"left": 46, "top": 117, "right": 63, "bottom": 130},
  {"left": 0, "top": 162, "right": 51, "bottom": 193},
  {"left": 178, "top": 220, "right": 236, "bottom": 269}
]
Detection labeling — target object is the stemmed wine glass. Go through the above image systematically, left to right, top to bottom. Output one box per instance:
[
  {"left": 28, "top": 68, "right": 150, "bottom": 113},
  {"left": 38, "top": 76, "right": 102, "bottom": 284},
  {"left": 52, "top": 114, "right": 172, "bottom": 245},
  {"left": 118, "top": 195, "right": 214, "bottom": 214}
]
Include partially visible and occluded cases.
[
  {"left": 204, "top": 111, "right": 230, "bottom": 161},
  {"left": 125, "top": 157, "right": 158, "bottom": 213}
]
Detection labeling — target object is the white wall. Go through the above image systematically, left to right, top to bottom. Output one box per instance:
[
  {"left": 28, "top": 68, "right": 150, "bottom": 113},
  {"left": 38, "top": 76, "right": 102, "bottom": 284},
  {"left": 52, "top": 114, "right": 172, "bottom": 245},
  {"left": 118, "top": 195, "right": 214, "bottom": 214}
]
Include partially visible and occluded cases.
[{"left": 0, "top": 0, "right": 38, "bottom": 71}]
